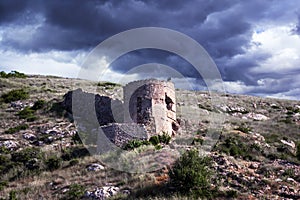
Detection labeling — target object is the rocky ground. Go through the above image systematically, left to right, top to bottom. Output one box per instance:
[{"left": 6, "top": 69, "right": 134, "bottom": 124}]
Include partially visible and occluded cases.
[{"left": 0, "top": 74, "right": 299, "bottom": 199}]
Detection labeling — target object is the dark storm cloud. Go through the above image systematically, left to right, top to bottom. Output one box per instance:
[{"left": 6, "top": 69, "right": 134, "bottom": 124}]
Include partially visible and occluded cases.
[
  {"left": 0, "top": 0, "right": 29, "bottom": 24},
  {"left": 0, "top": 0, "right": 242, "bottom": 53},
  {"left": 1, "top": 0, "right": 300, "bottom": 99},
  {"left": 110, "top": 49, "right": 200, "bottom": 78}
]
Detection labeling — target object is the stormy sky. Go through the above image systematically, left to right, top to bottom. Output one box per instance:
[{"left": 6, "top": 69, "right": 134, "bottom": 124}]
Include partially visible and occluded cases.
[{"left": 0, "top": 0, "right": 300, "bottom": 100}]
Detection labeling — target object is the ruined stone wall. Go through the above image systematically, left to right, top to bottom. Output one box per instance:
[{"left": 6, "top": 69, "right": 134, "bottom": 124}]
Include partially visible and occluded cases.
[
  {"left": 123, "top": 79, "right": 177, "bottom": 137},
  {"left": 63, "top": 89, "right": 124, "bottom": 126},
  {"left": 101, "top": 123, "right": 147, "bottom": 147}
]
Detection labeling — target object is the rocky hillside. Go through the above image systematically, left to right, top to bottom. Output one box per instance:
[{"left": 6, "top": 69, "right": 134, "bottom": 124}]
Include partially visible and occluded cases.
[{"left": 0, "top": 72, "right": 299, "bottom": 199}]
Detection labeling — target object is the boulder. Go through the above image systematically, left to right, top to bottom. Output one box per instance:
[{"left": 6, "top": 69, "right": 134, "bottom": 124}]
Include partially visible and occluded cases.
[
  {"left": 23, "top": 133, "right": 37, "bottom": 141},
  {"left": 87, "top": 163, "right": 105, "bottom": 171}
]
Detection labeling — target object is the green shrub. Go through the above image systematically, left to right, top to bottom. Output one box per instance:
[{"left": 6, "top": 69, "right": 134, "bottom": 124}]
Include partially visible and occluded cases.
[
  {"left": 0, "top": 71, "right": 27, "bottom": 78},
  {"left": 0, "top": 71, "right": 6, "bottom": 78},
  {"left": 97, "top": 81, "right": 121, "bottom": 89},
  {"left": 1, "top": 89, "right": 29, "bottom": 103},
  {"left": 31, "top": 99, "right": 46, "bottom": 110},
  {"left": 16, "top": 107, "right": 37, "bottom": 121},
  {"left": 5, "top": 124, "right": 29, "bottom": 134},
  {"left": 235, "top": 125, "right": 252, "bottom": 133},
  {"left": 159, "top": 132, "right": 171, "bottom": 144},
  {"left": 149, "top": 133, "right": 171, "bottom": 146},
  {"left": 265, "top": 133, "right": 279, "bottom": 143},
  {"left": 149, "top": 135, "right": 160, "bottom": 146},
  {"left": 192, "top": 137, "right": 204, "bottom": 145},
  {"left": 123, "top": 139, "right": 150, "bottom": 150},
  {"left": 154, "top": 144, "right": 162, "bottom": 150},
  {"left": 0, "top": 146, "right": 10, "bottom": 154},
  {"left": 11, "top": 147, "right": 43, "bottom": 164},
  {"left": 61, "top": 147, "right": 90, "bottom": 161},
  {"left": 168, "top": 149, "right": 214, "bottom": 198},
  {"left": 0, "top": 154, "right": 10, "bottom": 165},
  {"left": 45, "top": 156, "right": 62, "bottom": 171},
  {"left": 69, "top": 159, "right": 79, "bottom": 166},
  {"left": 282, "top": 168, "right": 295, "bottom": 178},
  {"left": 0, "top": 181, "right": 8, "bottom": 191},
  {"left": 64, "top": 184, "right": 85, "bottom": 200},
  {"left": 9, "top": 190, "right": 17, "bottom": 200},
  {"left": 225, "top": 190, "right": 238, "bottom": 198}
]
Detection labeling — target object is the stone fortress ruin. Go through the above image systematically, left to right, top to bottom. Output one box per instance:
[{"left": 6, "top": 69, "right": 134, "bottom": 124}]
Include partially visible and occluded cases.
[
  {"left": 65, "top": 79, "right": 179, "bottom": 147},
  {"left": 101, "top": 79, "right": 179, "bottom": 147},
  {"left": 124, "top": 79, "right": 177, "bottom": 136}
]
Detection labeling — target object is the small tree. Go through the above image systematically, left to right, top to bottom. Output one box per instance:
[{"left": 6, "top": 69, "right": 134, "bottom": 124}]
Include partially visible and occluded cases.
[
  {"left": 1, "top": 89, "right": 29, "bottom": 103},
  {"left": 169, "top": 149, "right": 214, "bottom": 198},
  {"left": 45, "top": 156, "right": 62, "bottom": 171}
]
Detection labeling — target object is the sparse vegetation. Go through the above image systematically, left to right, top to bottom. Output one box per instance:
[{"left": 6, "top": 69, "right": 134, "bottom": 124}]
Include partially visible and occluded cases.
[
  {"left": 0, "top": 71, "right": 27, "bottom": 79},
  {"left": 0, "top": 75, "right": 299, "bottom": 199},
  {"left": 97, "top": 81, "right": 121, "bottom": 89},
  {"left": 1, "top": 89, "right": 29, "bottom": 103},
  {"left": 31, "top": 99, "right": 46, "bottom": 110},
  {"left": 50, "top": 102, "right": 66, "bottom": 117},
  {"left": 17, "top": 107, "right": 37, "bottom": 121},
  {"left": 4, "top": 124, "right": 29, "bottom": 134},
  {"left": 235, "top": 124, "right": 252, "bottom": 133},
  {"left": 158, "top": 132, "right": 172, "bottom": 144},
  {"left": 124, "top": 133, "right": 172, "bottom": 150},
  {"left": 149, "top": 135, "right": 159, "bottom": 146},
  {"left": 215, "top": 136, "right": 260, "bottom": 161},
  {"left": 192, "top": 137, "right": 204, "bottom": 145},
  {"left": 123, "top": 139, "right": 150, "bottom": 150},
  {"left": 61, "top": 146, "right": 90, "bottom": 161},
  {"left": 11, "top": 147, "right": 43, "bottom": 164},
  {"left": 168, "top": 149, "right": 217, "bottom": 198},
  {"left": 45, "top": 155, "right": 62, "bottom": 171},
  {"left": 0, "top": 181, "right": 8, "bottom": 191},
  {"left": 63, "top": 183, "right": 85, "bottom": 200}
]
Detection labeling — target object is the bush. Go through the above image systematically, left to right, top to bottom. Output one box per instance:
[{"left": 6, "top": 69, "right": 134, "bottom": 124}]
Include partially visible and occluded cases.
[
  {"left": 0, "top": 71, "right": 27, "bottom": 78},
  {"left": 97, "top": 81, "right": 121, "bottom": 89},
  {"left": 1, "top": 89, "right": 29, "bottom": 103},
  {"left": 31, "top": 99, "right": 46, "bottom": 110},
  {"left": 17, "top": 107, "right": 37, "bottom": 121},
  {"left": 5, "top": 124, "right": 29, "bottom": 134},
  {"left": 235, "top": 125, "right": 252, "bottom": 133},
  {"left": 159, "top": 132, "right": 171, "bottom": 144},
  {"left": 149, "top": 133, "right": 171, "bottom": 146},
  {"left": 149, "top": 135, "right": 160, "bottom": 146},
  {"left": 216, "top": 136, "right": 263, "bottom": 161},
  {"left": 192, "top": 137, "right": 204, "bottom": 145},
  {"left": 123, "top": 139, "right": 150, "bottom": 150},
  {"left": 11, "top": 147, "right": 43, "bottom": 164},
  {"left": 61, "top": 147, "right": 90, "bottom": 161},
  {"left": 168, "top": 149, "right": 214, "bottom": 198},
  {"left": 45, "top": 156, "right": 62, "bottom": 171},
  {"left": 69, "top": 159, "right": 79, "bottom": 166},
  {"left": 0, "top": 181, "right": 8, "bottom": 191},
  {"left": 64, "top": 184, "right": 85, "bottom": 200},
  {"left": 9, "top": 190, "right": 17, "bottom": 200}
]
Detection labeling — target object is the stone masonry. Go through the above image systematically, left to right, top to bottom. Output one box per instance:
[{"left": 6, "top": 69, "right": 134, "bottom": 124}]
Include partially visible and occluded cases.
[
  {"left": 64, "top": 79, "right": 179, "bottom": 148},
  {"left": 123, "top": 79, "right": 178, "bottom": 137}
]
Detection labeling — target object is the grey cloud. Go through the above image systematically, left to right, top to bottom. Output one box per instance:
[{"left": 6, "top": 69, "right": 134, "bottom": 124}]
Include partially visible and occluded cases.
[{"left": 0, "top": 0, "right": 300, "bottom": 99}]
